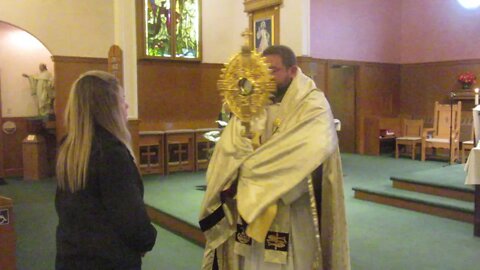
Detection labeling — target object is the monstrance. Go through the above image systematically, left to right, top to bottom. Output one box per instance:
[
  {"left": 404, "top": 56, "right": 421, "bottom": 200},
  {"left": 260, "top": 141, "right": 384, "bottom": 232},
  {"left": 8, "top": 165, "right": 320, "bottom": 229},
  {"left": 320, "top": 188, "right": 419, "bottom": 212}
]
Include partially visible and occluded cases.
[{"left": 217, "top": 31, "right": 276, "bottom": 138}]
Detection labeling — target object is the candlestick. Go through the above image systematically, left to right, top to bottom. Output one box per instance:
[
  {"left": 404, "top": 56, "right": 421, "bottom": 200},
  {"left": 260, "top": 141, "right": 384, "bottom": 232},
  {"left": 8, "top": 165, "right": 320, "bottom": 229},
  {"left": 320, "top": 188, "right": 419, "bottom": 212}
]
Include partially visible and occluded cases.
[{"left": 475, "top": 88, "right": 479, "bottom": 105}]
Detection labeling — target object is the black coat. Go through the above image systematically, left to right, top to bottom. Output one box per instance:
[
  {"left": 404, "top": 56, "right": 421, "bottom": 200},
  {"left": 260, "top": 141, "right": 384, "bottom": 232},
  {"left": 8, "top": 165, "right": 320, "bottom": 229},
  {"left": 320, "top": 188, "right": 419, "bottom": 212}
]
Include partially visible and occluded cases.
[{"left": 55, "top": 127, "right": 157, "bottom": 269}]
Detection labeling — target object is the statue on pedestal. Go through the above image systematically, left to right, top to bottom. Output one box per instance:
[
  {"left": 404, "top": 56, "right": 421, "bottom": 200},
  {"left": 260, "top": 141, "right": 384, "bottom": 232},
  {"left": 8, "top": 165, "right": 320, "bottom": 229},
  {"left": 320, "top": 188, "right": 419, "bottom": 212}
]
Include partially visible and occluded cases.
[{"left": 22, "top": 63, "right": 55, "bottom": 117}]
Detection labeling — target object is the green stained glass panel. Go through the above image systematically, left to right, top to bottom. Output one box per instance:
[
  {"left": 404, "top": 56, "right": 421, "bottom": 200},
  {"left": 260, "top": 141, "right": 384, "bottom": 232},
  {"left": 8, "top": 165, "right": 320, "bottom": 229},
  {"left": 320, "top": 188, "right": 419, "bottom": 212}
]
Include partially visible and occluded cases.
[
  {"left": 145, "top": 0, "right": 172, "bottom": 57},
  {"left": 175, "top": 0, "right": 199, "bottom": 58}
]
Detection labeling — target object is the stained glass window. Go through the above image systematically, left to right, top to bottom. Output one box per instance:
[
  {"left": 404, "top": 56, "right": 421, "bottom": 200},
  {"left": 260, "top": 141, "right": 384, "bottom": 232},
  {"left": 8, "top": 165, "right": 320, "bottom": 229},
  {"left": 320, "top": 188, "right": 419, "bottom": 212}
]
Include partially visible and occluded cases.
[{"left": 143, "top": 0, "right": 201, "bottom": 60}]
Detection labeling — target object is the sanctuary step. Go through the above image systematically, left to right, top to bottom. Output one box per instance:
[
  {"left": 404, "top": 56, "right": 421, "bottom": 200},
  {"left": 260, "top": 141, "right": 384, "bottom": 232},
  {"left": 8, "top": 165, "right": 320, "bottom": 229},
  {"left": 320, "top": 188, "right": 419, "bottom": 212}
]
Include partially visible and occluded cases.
[
  {"left": 389, "top": 164, "right": 474, "bottom": 202},
  {"left": 142, "top": 173, "right": 205, "bottom": 247},
  {"left": 391, "top": 178, "right": 474, "bottom": 202},
  {"left": 353, "top": 185, "right": 474, "bottom": 223},
  {"left": 145, "top": 205, "right": 204, "bottom": 247}
]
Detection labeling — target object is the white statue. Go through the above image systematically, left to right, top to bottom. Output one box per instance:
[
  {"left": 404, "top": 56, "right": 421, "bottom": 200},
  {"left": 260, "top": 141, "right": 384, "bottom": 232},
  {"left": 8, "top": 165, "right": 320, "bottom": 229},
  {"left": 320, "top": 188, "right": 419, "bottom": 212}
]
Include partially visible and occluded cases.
[{"left": 23, "top": 63, "right": 54, "bottom": 117}]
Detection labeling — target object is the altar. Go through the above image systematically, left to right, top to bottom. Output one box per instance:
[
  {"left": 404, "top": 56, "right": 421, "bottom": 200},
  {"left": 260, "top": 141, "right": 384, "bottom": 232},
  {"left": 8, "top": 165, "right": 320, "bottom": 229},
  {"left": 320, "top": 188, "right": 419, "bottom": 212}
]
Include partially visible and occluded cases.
[{"left": 464, "top": 146, "right": 480, "bottom": 236}]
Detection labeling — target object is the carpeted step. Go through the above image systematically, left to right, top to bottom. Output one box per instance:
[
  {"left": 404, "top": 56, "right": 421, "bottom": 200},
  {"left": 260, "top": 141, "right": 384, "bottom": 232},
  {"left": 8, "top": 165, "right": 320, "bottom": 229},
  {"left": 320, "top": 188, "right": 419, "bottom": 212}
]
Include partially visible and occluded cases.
[
  {"left": 389, "top": 164, "right": 474, "bottom": 202},
  {"left": 390, "top": 178, "right": 474, "bottom": 202},
  {"left": 353, "top": 185, "right": 474, "bottom": 223},
  {"left": 146, "top": 205, "right": 205, "bottom": 247}
]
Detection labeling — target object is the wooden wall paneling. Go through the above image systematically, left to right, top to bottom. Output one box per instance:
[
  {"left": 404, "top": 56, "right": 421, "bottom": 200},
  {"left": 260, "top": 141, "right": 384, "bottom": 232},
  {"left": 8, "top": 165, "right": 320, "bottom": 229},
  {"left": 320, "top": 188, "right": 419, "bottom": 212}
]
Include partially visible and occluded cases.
[
  {"left": 52, "top": 56, "right": 108, "bottom": 140},
  {"left": 297, "top": 57, "right": 328, "bottom": 94},
  {"left": 298, "top": 58, "right": 401, "bottom": 154},
  {"left": 400, "top": 59, "right": 480, "bottom": 122},
  {"left": 400, "top": 59, "right": 480, "bottom": 144},
  {"left": 137, "top": 61, "right": 222, "bottom": 131},
  {"left": 357, "top": 62, "right": 401, "bottom": 153},
  {"left": 327, "top": 63, "right": 357, "bottom": 153},
  {"left": 357, "top": 63, "right": 401, "bottom": 117},
  {"left": 363, "top": 116, "right": 381, "bottom": 155},
  {"left": 2, "top": 118, "right": 29, "bottom": 177},
  {"left": 128, "top": 119, "right": 141, "bottom": 164}
]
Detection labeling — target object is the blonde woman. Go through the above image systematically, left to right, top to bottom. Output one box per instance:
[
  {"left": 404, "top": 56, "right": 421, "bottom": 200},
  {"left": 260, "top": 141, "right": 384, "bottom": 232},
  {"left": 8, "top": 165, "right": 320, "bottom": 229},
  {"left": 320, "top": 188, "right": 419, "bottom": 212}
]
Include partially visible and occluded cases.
[{"left": 55, "top": 71, "right": 156, "bottom": 269}]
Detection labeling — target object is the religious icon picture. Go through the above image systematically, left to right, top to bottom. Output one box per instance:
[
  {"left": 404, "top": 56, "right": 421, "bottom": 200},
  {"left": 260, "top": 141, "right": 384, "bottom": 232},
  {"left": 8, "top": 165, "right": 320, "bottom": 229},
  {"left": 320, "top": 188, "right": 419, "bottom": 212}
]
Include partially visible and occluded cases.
[{"left": 254, "top": 17, "right": 273, "bottom": 53}]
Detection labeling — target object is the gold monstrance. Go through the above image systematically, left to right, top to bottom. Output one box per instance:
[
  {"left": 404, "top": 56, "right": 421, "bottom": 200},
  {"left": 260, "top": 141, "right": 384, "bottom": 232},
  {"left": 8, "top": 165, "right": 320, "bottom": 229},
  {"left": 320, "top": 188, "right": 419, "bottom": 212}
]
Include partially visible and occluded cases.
[{"left": 217, "top": 31, "right": 276, "bottom": 138}]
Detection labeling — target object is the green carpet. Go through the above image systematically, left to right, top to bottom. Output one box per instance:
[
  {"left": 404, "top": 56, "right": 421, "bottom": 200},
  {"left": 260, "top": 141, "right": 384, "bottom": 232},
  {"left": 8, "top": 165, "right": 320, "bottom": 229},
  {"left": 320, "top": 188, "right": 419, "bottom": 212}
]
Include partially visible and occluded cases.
[
  {"left": 2, "top": 154, "right": 480, "bottom": 270},
  {"left": 341, "top": 154, "right": 479, "bottom": 270},
  {"left": 143, "top": 172, "right": 204, "bottom": 228},
  {"left": 0, "top": 178, "right": 203, "bottom": 270}
]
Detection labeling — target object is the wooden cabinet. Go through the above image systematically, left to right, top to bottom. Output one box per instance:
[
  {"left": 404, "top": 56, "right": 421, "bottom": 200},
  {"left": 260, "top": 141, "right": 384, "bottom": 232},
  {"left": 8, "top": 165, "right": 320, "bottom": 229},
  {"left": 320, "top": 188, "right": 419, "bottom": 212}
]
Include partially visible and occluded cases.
[
  {"left": 363, "top": 116, "right": 403, "bottom": 156},
  {"left": 195, "top": 128, "right": 220, "bottom": 171},
  {"left": 165, "top": 130, "right": 195, "bottom": 174},
  {"left": 139, "top": 131, "right": 165, "bottom": 175},
  {"left": 22, "top": 134, "right": 48, "bottom": 180}
]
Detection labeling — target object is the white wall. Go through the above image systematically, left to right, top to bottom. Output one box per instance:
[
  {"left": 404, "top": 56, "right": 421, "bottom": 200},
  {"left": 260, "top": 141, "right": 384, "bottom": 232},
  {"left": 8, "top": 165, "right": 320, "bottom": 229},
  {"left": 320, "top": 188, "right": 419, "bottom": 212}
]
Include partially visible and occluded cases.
[
  {"left": 0, "top": 0, "right": 114, "bottom": 58},
  {"left": 0, "top": 0, "right": 309, "bottom": 118},
  {"left": 0, "top": 0, "right": 310, "bottom": 61},
  {"left": 114, "top": 0, "right": 139, "bottom": 119},
  {"left": 202, "top": 0, "right": 249, "bottom": 63},
  {"left": 202, "top": 0, "right": 311, "bottom": 62},
  {"left": 281, "top": 0, "right": 310, "bottom": 56},
  {"left": 309, "top": 0, "right": 402, "bottom": 63},
  {"left": 0, "top": 22, "right": 53, "bottom": 117}
]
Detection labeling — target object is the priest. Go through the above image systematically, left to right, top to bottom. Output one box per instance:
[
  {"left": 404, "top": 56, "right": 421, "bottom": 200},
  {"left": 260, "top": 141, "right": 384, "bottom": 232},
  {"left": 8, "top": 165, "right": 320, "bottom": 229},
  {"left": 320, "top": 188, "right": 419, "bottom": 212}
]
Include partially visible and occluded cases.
[{"left": 200, "top": 45, "right": 350, "bottom": 270}]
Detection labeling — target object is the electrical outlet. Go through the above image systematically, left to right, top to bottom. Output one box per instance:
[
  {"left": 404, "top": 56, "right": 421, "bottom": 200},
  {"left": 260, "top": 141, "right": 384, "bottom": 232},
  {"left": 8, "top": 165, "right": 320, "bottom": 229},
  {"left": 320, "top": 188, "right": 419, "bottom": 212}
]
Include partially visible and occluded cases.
[{"left": 6, "top": 108, "right": 12, "bottom": 114}]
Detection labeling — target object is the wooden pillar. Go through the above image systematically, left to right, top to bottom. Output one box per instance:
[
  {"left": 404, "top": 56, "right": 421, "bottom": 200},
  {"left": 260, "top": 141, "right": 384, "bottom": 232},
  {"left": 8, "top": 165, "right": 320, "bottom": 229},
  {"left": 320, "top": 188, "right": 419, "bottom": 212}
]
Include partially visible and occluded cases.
[{"left": 108, "top": 45, "right": 124, "bottom": 86}]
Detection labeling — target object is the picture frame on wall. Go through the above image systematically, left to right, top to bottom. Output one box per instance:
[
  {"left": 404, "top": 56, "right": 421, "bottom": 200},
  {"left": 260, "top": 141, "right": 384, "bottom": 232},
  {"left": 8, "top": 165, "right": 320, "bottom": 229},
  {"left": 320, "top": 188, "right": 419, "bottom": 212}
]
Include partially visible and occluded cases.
[
  {"left": 249, "top": 6, "right": 279, "bottom": 53},
  {"left": 254, "top": 17, "right": 273, "bottom": 53}
]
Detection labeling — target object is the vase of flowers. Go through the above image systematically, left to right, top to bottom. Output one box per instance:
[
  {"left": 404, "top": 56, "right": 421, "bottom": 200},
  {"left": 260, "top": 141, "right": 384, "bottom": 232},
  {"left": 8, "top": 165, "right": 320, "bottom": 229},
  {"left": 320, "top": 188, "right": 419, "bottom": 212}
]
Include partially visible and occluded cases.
[{"left": 458, "top": 72, "right": 476, "bottom": 89}]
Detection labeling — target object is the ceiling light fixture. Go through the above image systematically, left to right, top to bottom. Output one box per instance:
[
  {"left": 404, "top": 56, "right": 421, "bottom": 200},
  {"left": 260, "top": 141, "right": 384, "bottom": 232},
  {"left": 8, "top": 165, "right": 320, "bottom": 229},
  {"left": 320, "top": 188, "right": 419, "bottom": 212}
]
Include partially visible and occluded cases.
[{"left": 457, "top": 0, "right": 480, "bottom": 9}]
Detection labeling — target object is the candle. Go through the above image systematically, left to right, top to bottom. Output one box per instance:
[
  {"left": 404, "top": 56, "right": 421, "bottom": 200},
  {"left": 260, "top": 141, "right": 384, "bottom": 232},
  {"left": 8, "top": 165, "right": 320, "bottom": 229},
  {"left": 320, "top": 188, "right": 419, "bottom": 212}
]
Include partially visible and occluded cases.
[{"left": 475, "top": 88, "right": 479, "bottom": 105}]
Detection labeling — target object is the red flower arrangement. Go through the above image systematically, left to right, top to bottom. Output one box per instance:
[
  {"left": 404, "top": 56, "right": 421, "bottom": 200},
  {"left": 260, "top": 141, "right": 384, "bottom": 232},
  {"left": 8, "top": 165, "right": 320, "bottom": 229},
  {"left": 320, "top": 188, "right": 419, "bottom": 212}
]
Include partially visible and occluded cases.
[{"left": 458, "top": 72, "right": 476, "bottom": 88}]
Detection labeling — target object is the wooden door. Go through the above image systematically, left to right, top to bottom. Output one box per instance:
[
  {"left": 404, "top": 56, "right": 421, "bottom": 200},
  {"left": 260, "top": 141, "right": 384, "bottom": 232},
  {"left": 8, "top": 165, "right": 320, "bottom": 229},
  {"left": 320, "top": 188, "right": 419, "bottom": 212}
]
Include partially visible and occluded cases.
[{"left": 328, "top": 65, "right": 356, "bottom": 153}]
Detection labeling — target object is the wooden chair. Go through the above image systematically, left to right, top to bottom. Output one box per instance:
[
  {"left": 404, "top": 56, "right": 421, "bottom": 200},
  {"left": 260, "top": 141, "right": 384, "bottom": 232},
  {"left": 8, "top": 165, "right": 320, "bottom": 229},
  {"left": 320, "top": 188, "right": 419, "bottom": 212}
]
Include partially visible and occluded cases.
[
  {"left": 421, "top": 101, "right": 462, "bottom": 164},
  {"left": 395, "top": 119, "right": 424, "bottom": 160}
]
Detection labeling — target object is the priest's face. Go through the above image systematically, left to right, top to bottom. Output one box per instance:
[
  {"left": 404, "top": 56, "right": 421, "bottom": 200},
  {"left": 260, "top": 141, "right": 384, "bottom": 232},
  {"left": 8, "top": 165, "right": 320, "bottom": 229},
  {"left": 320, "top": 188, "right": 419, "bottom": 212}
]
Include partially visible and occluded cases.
[{"left": 265, "top": 54, "right": 297, "bottom": 92}]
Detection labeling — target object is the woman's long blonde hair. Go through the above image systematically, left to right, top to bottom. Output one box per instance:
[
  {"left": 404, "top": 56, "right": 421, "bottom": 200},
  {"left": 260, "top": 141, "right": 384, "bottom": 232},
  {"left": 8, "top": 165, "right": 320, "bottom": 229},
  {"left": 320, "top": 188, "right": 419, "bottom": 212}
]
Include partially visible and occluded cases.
[{"left": 56, "top": 71, "right": 132, "bottom": 192}]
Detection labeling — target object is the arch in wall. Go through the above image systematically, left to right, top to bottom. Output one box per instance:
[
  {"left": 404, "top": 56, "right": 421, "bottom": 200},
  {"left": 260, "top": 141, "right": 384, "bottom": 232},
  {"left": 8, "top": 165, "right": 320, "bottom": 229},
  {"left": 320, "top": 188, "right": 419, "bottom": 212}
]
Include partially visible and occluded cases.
[
  {"left": 0, "top": 20, "right": 53, "bottom": 117},
  {"left": 0, "top": 21, "right": 54, "bottom": 177}
]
